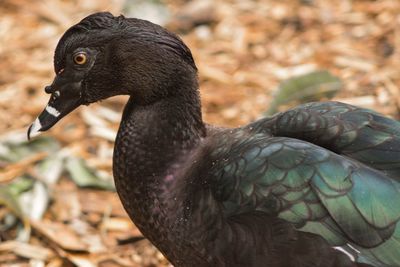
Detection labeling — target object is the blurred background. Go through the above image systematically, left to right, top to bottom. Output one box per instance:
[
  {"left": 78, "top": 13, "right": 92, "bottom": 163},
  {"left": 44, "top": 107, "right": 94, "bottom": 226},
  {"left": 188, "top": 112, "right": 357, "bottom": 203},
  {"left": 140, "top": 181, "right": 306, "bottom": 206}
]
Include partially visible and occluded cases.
[{"left": 0, "top": 0, "right": 399, "bottom": 266}]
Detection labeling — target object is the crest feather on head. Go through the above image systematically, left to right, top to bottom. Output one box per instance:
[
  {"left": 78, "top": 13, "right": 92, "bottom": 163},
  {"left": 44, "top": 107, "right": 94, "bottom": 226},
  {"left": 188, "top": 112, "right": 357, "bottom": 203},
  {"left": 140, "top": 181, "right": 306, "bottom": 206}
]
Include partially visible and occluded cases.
[{"left": 54, "top": 12, "right": 196, "bottom": 73}]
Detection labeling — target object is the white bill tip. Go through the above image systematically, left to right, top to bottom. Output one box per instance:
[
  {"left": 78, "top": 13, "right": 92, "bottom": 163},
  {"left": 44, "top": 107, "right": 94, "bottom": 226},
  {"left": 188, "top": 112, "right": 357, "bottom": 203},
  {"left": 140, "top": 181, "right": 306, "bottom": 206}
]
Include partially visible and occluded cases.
[{"left": 28, "top": 118, "right": 42, "bottom": 139}]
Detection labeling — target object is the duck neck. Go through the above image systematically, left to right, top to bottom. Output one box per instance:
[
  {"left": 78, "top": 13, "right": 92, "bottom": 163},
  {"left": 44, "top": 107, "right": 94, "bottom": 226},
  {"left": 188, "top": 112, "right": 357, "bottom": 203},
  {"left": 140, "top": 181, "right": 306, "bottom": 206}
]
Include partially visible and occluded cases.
[{"left": 113, "top": 82, "right": 205, "bottom": 239}]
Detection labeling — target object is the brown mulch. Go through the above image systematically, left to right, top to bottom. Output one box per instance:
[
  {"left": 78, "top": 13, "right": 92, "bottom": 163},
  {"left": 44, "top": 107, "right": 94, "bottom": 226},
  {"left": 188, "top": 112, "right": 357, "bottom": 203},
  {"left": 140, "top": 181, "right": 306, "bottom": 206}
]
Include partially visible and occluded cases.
[{"left": 0, "top": 0, "right": 399, "bottom": 266}]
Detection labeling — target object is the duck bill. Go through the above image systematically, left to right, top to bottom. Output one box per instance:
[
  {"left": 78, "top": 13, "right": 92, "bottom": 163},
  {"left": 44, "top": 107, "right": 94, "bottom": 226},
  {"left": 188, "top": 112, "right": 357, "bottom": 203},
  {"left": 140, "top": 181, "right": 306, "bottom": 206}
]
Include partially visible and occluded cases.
[{"left": 27, "top": 83, "right": 82, "bottom": 140}]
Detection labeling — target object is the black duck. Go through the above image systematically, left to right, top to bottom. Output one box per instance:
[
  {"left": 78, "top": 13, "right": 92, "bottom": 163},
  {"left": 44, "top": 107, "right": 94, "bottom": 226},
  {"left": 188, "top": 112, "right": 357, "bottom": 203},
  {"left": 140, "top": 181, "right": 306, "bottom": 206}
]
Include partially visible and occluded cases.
[{"left": 28, "top": 12, "right": 400, "bottom": 267}]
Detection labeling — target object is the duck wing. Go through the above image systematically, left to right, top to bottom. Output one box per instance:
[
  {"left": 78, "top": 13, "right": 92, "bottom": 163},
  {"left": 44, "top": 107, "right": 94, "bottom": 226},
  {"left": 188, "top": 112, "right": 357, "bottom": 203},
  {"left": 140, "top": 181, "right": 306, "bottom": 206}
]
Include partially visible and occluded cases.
[
  {"left": 247, "top": 101, "right": 400, "bottom": 179},
  {"left": 208, "top": 131, "right": 400, "bottom": 266}
]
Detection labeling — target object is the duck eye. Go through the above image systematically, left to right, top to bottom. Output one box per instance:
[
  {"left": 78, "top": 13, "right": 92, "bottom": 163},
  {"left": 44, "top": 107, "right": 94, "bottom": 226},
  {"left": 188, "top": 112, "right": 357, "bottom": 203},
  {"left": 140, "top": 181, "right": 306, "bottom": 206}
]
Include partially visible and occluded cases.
[{"left": 73, "top": 53, "right": 87, "bottom": 65}]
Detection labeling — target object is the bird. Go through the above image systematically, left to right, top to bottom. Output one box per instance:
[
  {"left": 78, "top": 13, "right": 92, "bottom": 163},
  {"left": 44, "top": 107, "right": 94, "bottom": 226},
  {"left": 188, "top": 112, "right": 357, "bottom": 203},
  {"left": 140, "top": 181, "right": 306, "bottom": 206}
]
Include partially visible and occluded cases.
[{"left": 27, "top": 12, "right": 400, "bottom": 267}]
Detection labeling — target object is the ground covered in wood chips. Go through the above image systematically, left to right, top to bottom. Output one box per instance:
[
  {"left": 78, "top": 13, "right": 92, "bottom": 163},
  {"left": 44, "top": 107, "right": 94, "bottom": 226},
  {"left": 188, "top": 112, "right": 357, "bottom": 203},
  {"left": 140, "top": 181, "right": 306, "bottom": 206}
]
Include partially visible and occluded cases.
[{"left": 0, "top": 0, "right": 399, "bottom": 266}]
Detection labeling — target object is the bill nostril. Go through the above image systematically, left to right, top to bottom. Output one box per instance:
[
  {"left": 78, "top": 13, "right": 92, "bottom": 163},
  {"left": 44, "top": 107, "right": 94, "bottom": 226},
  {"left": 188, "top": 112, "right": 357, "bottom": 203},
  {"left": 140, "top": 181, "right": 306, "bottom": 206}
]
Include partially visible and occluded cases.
[
  {"left": 45, "top": 85, "right": 53, "bottom": 94},
  {"left": 51, "top": 91, "right": 60, "bottom": 102}
]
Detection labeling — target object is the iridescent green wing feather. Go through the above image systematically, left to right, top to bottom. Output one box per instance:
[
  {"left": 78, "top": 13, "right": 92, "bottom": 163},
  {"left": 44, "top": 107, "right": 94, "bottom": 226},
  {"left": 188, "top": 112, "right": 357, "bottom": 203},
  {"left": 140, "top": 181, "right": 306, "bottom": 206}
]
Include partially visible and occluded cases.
[
  {"left": 248, "top": 101, "right": 400, "bottom": 179},
  {"left": 210, "top": 133, "right": 400, "bottom": 266}
]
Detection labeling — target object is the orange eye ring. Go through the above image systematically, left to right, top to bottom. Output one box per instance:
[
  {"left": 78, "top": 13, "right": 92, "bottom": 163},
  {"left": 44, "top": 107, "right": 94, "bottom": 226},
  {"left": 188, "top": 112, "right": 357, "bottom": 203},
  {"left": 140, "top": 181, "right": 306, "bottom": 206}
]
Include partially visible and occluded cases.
[{"left": 73, "top": 52, "right": 87, "bottom": 65}]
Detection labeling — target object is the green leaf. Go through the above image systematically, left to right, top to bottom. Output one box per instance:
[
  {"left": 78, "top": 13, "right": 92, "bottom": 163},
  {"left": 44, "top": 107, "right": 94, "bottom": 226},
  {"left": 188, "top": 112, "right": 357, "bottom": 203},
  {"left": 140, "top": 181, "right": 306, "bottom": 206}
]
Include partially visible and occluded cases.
[
  {"left": 267, "top": 70, "right": 342, "bottom": 115},
  {"left": 0, "top": 136, "right": 59, "bottom": 163},
  {"left": 36, "top": 153, "right": 64, "bottom": 185},
  {"left": 65, "top": 157, "right": 115, "bottom": 191},
  {"left": 0, "top": 176, "right": 34, "bottom": 220},
  {"left": 7, "top": 176, "right": 35, "bottom": 196},
  {"left": 0, "top": 177, "right": 34, "bottom": 239},
  {"left": 0, "top": 183, "right": 26, "bottom": 220}
]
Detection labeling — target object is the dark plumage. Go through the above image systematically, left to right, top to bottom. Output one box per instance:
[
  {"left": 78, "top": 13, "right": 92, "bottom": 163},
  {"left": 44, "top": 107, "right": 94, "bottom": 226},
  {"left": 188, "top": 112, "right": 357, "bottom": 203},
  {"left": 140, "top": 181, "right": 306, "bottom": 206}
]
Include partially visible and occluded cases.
[{"left": 28, "top": 12, "right": 400, "bottom": 267}]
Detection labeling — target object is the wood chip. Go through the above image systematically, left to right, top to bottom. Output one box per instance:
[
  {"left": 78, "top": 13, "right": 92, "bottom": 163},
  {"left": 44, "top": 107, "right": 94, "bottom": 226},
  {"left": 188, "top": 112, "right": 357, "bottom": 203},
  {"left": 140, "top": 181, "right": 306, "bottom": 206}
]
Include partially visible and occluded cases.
[
  {"left": 1, "top": 152, "right": 48, "bottom": 184},
  {"left": 31, "top": 220, "right": 88, "bottom": 252},
  {"left": 0, "top": 241, "right": 54, "bottom": 261}
]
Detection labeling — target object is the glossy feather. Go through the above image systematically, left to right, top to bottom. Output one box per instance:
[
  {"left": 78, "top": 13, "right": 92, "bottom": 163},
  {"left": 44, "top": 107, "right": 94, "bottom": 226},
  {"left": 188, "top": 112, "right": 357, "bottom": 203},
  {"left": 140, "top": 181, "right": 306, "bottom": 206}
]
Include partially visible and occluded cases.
[{"left": 209, "top": 102, "right": 400, "bottom": 266}]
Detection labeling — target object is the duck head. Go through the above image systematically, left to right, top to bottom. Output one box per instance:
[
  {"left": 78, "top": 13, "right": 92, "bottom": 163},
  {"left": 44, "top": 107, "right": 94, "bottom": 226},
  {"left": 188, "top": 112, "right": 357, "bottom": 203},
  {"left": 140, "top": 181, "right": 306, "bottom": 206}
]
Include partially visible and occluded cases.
[{"left": 28, "top": 12, "right": 198, "bottom": 139}]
